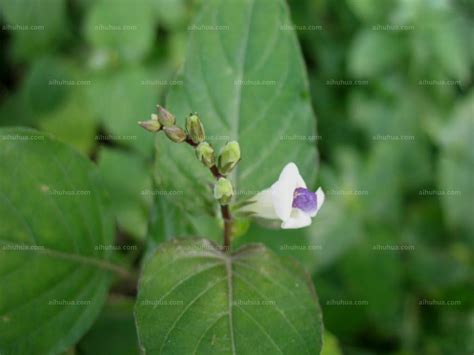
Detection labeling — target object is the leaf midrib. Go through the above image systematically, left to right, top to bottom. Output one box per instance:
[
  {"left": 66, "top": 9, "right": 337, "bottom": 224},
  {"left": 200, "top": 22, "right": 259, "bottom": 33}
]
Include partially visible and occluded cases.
[{"left": 229, "top": 0, "right": 255, "bottom": 189}]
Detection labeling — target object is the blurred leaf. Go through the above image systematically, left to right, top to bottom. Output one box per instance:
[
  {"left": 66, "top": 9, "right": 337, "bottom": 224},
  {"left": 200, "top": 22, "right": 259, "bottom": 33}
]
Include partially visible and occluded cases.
[
  {"left": 0, "top": 0, "right": 68, "bottom": 60},
  {"left": 84, "top": 0, "right": 155, "bottom": 63},
  {"left": 152, "top": 0, "right": 190, "bottom": 29},
  {"left": 346, "top": 0, "right": 395, "bottom": 22},
  {"left": 431, "top": 20, "right": 471, "bottom": 82},
  {"left": 348, "top": 30, "right": 404, "bottom": 77},
  {"left": 23, "top": 56, "right": 73, "bottom": 115},
  {"left": 86, "top": 66, "right": 162, "bottom": 156},
  {"left": 38, "top": 90, "right": 97, "bottom": 155},
  {"left": 437, "top": 91, "right": 474, "bottom": 161},
  {"left": 0, "top": 92, "right": 35, "bottom": 127},
  {"left": 437, "top": 93, "right": 474, "bottom": 240},
  {"left": 0, "top": 127, "right": 114, "bottom": 353},
  {"left": 361, "top": 144, "right": 402, "bottom": 224},
  {"left": 97, "top": 147, "right": 153, "bottom": 240},
  {"left": 307, "top": 197, "right": 363, "bottom": 271},
  {"left": 340, "top": 231, "right": 403, "bottom": 334},
  {"left": 135, "top": 239, "right": 323, "bottom": 354},
  {"left": 407, "top": 245, "right": 471, "bottom": 291},
  {"left": 78, "top": 297, "right": 139, "bottom": 355},
  {"left": 421, "top": 309, "right": 474, "bottom": 354},
  {"left": 321, "top": 331, "right": 343, "bottom": 355}
]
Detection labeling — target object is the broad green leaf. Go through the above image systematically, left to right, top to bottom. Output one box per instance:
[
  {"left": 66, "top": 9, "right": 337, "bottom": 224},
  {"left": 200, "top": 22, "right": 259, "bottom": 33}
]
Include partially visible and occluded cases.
[
  {"left": 84, "top": 0, "right": 155, "bottom": 63},
  {"left": 156, "top": 0, "right": 318, "bottom": 210},
  {"left": 0, "top": 93, "right": 35, "bottom": 127},
  {"left": 0, "top": 128, "right": 115, "bottom": 354},
  {"left": 97, "top": 148, "right": 153, "bottom": 240},
  {"left": 135, "top": 239, "right": 322, "bottom": 354},
  {"left": 78, "top": 297, "right": 139, "bottom": 355}
]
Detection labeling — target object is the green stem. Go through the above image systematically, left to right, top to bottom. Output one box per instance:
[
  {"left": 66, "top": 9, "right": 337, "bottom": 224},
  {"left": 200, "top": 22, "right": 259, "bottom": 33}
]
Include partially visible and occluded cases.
[{"left": 221, "top": 204, "right": 232, "bottom": 253}]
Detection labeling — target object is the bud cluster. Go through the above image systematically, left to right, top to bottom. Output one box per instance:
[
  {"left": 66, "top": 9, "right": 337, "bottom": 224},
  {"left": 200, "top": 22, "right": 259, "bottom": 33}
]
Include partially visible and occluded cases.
[{"left": 139, "top": 105, "right": 242, "bottom": 206}]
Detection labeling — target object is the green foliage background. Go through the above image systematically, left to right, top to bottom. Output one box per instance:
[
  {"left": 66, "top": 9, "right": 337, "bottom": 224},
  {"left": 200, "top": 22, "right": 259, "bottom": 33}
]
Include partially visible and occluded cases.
[{"left": 0, "top": 0, "right": 472, "bottom": 354}]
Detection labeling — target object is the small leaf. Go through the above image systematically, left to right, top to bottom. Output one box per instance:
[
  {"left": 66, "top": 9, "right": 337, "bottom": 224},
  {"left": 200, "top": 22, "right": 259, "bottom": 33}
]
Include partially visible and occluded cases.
[{"left": 135, "top": 239, "right": 322, "bottom": 354}]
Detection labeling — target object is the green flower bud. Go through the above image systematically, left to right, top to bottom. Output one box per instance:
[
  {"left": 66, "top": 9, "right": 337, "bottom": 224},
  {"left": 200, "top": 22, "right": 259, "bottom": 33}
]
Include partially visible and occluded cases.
[
  {"left": 157, "top": 105, "right": 176, "bottom": 127},
  {"left": 138, "top": 114, "right": 161, "bottom": 132},
  {"left": 186, "top": 114, "right": 205, "bottom": 144},
  {"left": 163, "top": 126, "right": 187, "bottom": 143},
  {"left": 217, "top": 141, "right": 241, "bottom": 175},
  {"left": 195, "top": 142, "right": 215, "bottom": 168},
  {"left": 214, "top": 177, "right": 234, "bottom": 205}
]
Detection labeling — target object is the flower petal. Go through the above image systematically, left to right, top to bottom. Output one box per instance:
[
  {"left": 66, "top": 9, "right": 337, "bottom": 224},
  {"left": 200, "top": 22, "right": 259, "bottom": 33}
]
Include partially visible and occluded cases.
[
  {"left": 271, "top": 162, "right": 305, "bottom": 221},
  {"left": 309, "top": 187, "right": 325, "bottom": 217},
  {"left": 244, "top": 188, "right": 278, "bottom": 219},
  {"left": 281, "top": 209, "right": 312, "bottom": 229}
]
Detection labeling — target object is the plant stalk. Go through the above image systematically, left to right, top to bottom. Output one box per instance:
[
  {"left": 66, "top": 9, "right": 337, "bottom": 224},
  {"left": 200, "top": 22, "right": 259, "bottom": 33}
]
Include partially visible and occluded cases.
[{"left": 183, "top": 137, "right": 232, "bottom": 251}]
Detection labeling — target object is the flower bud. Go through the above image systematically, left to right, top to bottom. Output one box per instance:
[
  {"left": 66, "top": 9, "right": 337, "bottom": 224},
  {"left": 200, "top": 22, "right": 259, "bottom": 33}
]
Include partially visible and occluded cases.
[
  {"left": 157, "top": 105, "right": 176, "bottom": 127},
  {"left": 138, "top": 114, "right": 161, "bottom": 132},
  {"left": 186, "top": 114, "right": 205, "bottom": 144},
  {"left": 163, "top": 126, "right": 186, "bottom": 143},
  {"left": 217, "top": 141, "right": 241, "bottom": 175},
  {"left": 195, "top": 142, "right": 215, "bottom": 168},
  {"left": 214, "top": 177, "right": 234, "bottom": 205}
]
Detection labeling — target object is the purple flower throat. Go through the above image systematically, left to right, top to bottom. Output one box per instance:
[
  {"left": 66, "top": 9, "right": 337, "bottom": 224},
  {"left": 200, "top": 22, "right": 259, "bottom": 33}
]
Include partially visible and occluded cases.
[{"left": 292, "top": 187, "right": 317, "bottom": 213}]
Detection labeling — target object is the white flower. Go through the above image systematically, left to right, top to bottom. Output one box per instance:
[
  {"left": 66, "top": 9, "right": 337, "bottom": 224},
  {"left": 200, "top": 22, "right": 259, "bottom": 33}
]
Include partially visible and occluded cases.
[{"left": 243, "top": 162, "right": 325, "bottom": 229}]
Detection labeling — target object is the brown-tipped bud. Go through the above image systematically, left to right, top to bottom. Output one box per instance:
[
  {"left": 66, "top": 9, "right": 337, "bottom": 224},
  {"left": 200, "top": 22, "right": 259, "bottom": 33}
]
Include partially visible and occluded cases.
[
  {"left": 157, "top": 105, "right": 176, "bottom": 127},
  {"left": 138, "top": 114, "right": 162, "bottom": 132},
  {"left": 186, "top": 114, "right": 205, "bottom": 144},
  {"left": 163, "top": 126, "right": 187, "bottom": 143},
  {"left": 217, "top": 141, "right": 241, "bottom": 175},
  {"left": 195, "top": 142, "right": 215, "bottom": 168},
  {"left": 214, "top": 177, "right": 234, "bottom": 205}
]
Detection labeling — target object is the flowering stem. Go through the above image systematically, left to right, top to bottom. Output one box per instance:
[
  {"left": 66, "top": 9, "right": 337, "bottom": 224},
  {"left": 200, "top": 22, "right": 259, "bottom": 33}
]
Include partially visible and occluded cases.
[
  {"left": 183, "top": 137, "right": 232, "bottom": 252},
  {"left": 184, "top": 137, "right": 198, "bottom": 147},
  {"left": 221, "top": 205, "right": 232, "bottom": 253}
]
